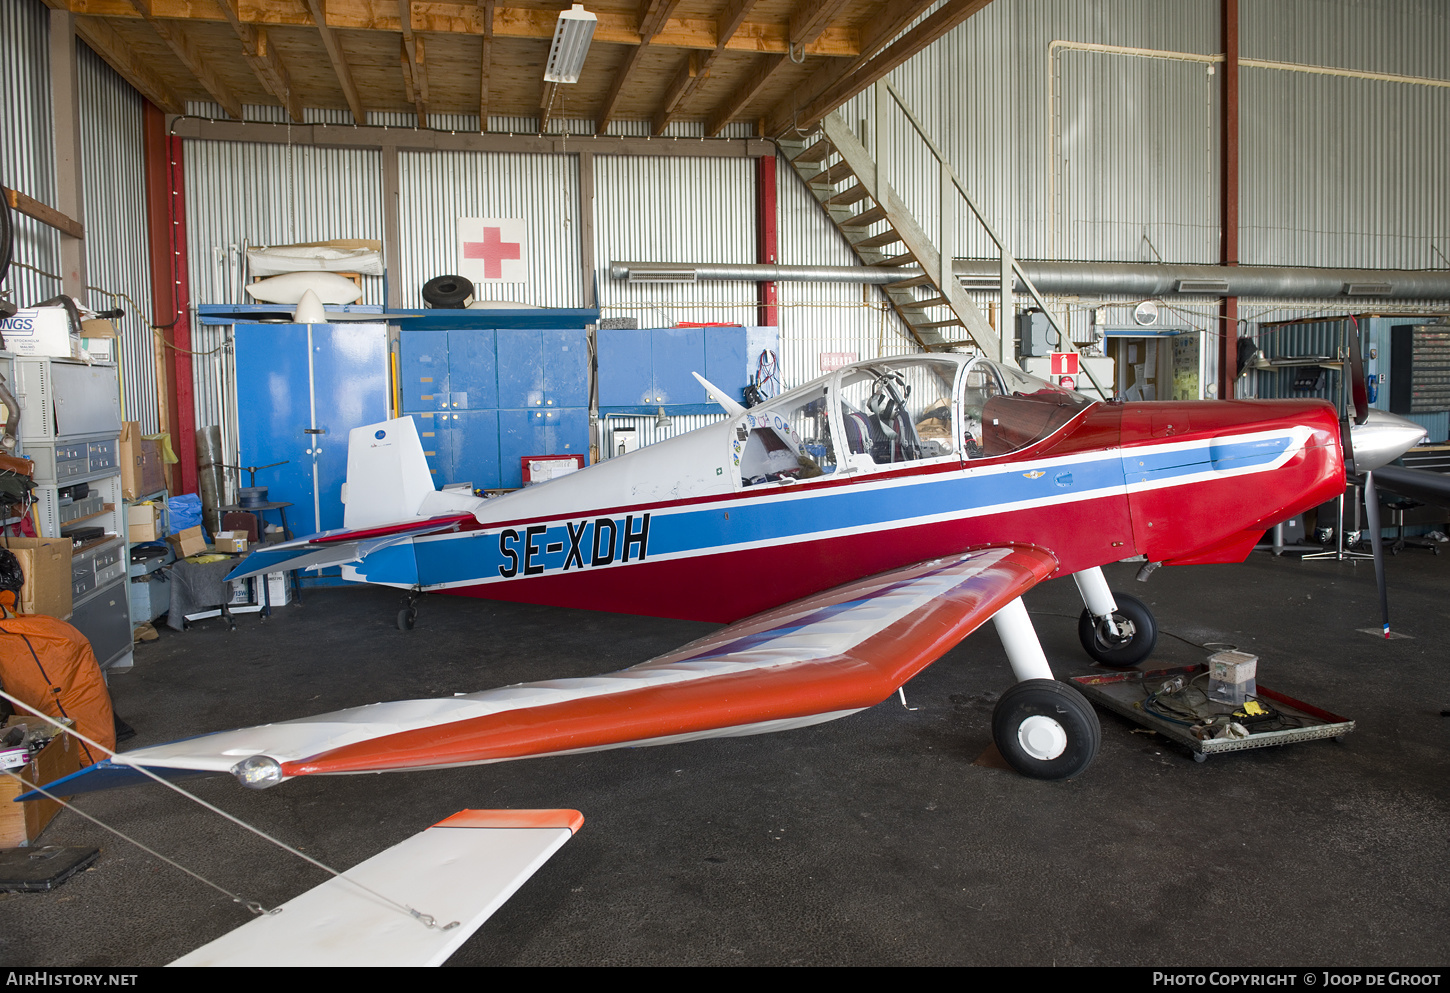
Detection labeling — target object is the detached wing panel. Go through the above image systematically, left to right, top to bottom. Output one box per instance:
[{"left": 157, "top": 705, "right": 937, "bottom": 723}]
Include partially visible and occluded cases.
[{"left": 32, "top": 545, "right": 1056, "bottom": 798}]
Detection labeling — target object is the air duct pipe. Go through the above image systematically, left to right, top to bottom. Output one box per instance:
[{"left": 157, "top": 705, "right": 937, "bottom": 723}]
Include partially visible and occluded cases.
[{"left": 610, "top": 260, "right": 1450, "bottom": 301}]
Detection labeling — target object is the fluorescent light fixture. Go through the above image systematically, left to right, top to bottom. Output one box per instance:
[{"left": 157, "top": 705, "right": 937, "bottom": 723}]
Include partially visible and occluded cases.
[{"left": 544, "top": 4, "right": 597, "bottom": 83}]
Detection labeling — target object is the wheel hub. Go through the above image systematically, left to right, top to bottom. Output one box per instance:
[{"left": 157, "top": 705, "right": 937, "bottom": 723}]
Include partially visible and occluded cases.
[
  {"left": 1096, "top": 615, "right": 1136, "bottom": 648},
  {"left": 1017, "top": 715, "right": 1068, "bottom": 761}
]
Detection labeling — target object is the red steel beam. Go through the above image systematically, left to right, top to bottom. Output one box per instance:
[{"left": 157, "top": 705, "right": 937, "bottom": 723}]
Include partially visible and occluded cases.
[
  {"left": 1219, "top": 0, "right": 1239, "bottom": 400},
  {"left": 143, "top": 102, "right": 199, "bottom": 496},
  {"left": 756, "top": 153, "right": 778, "bottom": 326}
]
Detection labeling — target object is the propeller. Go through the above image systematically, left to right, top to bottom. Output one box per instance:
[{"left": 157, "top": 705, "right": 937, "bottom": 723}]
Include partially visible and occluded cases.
[{"left": 1341, "top": 317, "right": 1428, "bottom": 638}]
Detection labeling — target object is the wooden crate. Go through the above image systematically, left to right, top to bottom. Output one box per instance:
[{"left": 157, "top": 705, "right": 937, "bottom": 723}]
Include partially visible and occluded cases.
[{"left": 0, "top": 720, "right": 83, "bottom": 847}]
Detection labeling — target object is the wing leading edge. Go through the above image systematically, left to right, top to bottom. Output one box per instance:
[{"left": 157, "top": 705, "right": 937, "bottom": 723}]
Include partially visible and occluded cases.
[{"left": 30, "top": 545, "right": 1057, "bottom": 799}]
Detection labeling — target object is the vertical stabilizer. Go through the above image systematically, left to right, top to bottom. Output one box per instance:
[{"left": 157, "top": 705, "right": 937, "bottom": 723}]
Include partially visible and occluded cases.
[{"left": 343, "top": 418, "right": 436, "bottom": 528}]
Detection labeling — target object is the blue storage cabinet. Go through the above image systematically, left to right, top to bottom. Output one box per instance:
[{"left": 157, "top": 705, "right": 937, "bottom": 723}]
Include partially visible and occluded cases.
[
  {"left": 235, "top": 323, "right": 391, "bottom": 537},
  {"left": 399, "top": 326, "right": 588, "bottom": 490},
  {"left": 598, "top": 326, "right": 753, "bottom": 415}
]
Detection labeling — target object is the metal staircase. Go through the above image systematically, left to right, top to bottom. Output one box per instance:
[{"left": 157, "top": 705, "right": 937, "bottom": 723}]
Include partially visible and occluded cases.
[{"left": 780, "top": 102, "right": 1000, "bottom": 355}]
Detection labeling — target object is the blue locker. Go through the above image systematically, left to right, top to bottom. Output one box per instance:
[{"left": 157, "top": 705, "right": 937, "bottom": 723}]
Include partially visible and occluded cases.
[
  {"left": 651, "top": 327, "right": 707, "bottom": 406},
  {"left": 497, "top": 328, "right": 545, "bottom": 408},
  {"left": 543, "top": 328, "right": 589, "bottom": 407},
  {"left": 703, "top": 328, "right": 749, "bottom": 403},
  {"left": 398, "top": 329, "right": 450, "bottom": 412},
  {"left": 447, "top": 329, "right": 498, "bottom": 410},
  {"left": 597, "top": 329, "right": 652, "bottom": 406},
  {"left": 449, "top": 409, "right": 501, "bottom": 490},
  {"left": 498, "top": 409, "right": 588, "bottom": 488},
  {"left": 410, "top": 411, "right": 449, "bottom": 483}
]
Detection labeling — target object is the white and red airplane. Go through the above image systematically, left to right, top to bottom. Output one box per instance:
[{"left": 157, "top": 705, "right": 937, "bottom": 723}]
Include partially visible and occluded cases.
[{"left": 35, "top": 353, "right": 1425, "bottom": 795}]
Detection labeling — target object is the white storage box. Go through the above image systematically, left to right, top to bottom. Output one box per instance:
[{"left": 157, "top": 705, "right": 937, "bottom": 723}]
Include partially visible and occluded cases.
[{"left": 0, "top": 307, "right": 80, "bottom": 358}]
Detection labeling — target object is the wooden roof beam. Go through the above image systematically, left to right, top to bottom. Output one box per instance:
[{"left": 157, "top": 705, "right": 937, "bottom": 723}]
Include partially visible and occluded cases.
[
  {"left": 124, "top": 0, "right": 243, "bottom": 117},
  {"left": 215, "top": 0, "right": 304, "bottom": 121},
  {"left": 302, "top": 0, "right": 366, "bottom": 124},
  {"left": 397, "top": 0, "right": 428, "bottom": 125},
  {"left": 478, "top": 0, "right": 493, "bottom": 126},
  {"left": 596, "top": 0, "right": 682, "bottom": 135},
  {"left": 652, "top": 0, "right": 759, "bottom": 135},
  {"left": 702, "top": 0, "right": 848, "bottom": 137},
  {"left": 765, "top": 0, "right": 993, "bottom": 136},
  {"left": 64, "top": 3, "right": 860, "bottom": 57},
  {"left": 72, "top": 14, "right": 184, "bottom": 113}
]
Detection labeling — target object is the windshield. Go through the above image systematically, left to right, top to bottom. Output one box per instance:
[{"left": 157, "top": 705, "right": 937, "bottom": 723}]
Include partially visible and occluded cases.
[{"left": 961, "top": 358, "right": 1095, "bottom": 459}]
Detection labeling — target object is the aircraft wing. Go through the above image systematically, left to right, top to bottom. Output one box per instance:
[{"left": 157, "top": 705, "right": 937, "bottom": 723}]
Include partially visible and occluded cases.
[
  {"left": 223, "top": 513, "right": 477, "bottom": 582},
  {"left": 28, "top": 545, "right": 1057, "bottom": 798}
]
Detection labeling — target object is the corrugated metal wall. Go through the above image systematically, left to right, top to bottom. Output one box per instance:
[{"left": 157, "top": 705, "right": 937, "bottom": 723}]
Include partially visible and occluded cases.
[
  {"left": 0, "top": 0, "right": 60, "bottom": 310},
  {"left": 78, "top": 42, "right": 158, "bottom": 431}
]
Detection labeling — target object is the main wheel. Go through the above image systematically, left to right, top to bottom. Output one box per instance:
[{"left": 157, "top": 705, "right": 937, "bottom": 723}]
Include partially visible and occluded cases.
[
  {"left": 1077, "top": 592, "right": 1157, "bottom": 668},
  {"left": 397, "top": 607, "right": 417, "bottom": 631},
  {"left": 991, "top": 679, "right": 1101, "bottom": 780}
]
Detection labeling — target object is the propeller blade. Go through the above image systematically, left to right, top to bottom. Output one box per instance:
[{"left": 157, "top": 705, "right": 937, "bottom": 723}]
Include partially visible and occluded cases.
[
  {"left": 1348, "top": 317, "right": 1370, "bottom": 425},
  {"left": 1362, "top": 470, "right": 1390, "bottom": 638}
]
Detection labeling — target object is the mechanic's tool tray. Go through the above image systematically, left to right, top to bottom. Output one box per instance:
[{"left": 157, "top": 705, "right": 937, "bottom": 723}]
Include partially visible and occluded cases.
[{"left": 1070, "top": 664, "right": 1354, "bottom": 761}]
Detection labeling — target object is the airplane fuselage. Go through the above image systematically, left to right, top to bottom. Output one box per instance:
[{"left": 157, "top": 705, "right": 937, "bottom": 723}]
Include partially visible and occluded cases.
[{"left": 347, "top": 357, "right": 1346, "bottom": 622}]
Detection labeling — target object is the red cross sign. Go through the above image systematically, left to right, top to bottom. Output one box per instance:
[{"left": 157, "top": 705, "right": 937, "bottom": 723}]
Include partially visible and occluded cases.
[{"left": 458, "top": 217, "right": 527, "bottom": 284}]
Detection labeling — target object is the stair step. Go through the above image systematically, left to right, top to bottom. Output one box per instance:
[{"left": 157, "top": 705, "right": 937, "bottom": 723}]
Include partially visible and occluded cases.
[
  {"left": 791, "top": 140, "right": 833, "bottom": 165},
  {"left": 821, "top": 160, "right": 857, "bottom": 185},
  {"left": 823, "top": 184, "right": 870, "bottom": 207},
  {"left": 839, "top": 204, "right": 889, "bottom": 229},
  {"left": 853, "top": 229, "right": 903, "bottom": 249},
  {"left": 874, "top": 252, "right": 918, "bottom": 266},
  {"left": 888, "top": 273, "right": 936, "bottom": 289},
  {"left": 912, "top": 295, "right": 950, "bottom": 309},
  {"left": 908, "top": 318, "right": 967, "bottom": 329}
]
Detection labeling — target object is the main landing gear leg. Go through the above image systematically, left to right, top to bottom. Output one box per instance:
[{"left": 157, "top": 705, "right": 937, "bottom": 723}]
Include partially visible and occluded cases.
[
  {"left": 1073, "top": 566, "right": 1158, "bottom": 668},
  {"left": 397, "top": 586, "right": 422, "bottom": 631},
  {"left": 989, "top": 597, "right": 1100, "bottom": 780}
]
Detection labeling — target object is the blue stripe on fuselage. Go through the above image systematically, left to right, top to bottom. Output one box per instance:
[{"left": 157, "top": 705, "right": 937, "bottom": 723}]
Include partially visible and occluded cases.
[{"left": 350, "top": 433, "right": 1296, "bottom": 589}]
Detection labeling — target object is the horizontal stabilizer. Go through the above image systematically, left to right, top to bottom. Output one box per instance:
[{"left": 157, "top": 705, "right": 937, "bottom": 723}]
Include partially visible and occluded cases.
[
  {"left": 224, "top": 514, "right": 476, "bottom": 582},
  {"left": 170, "top": 809, "right": 582, "bottom": 967}
]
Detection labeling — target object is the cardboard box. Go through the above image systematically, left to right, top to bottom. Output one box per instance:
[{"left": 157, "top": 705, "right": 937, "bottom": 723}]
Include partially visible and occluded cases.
[
  {"left": 0, "top": 306, "right": 80, "bottom": 359},
  {"left": 80, "top": 317, "right": 117, "bottom": 362},
  {"left": 119, "top": 422, "right": 166, "bottom": 501},
  {"left": 126, "top": 503, "right": 160, "bottom": 543},
  {"left": 167, "top": 525, "right": 207, "bottom": 559},
  {"left": 214, "top": 531, "right": 249, "bottom": 553},
  {"left": 0, "top": 536, "right": 74, "bottom": 619},
  {"left": 0, "top": 719, "right": 84, "bottom": 847}
]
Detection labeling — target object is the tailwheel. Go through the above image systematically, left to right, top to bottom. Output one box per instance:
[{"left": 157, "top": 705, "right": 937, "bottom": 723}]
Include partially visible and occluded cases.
[
  {"left": 1077, "top": 592, "right": 1157, "bottom": 668},
  {"left": 991, "top": 679, "right": 1100, "bottom": 780}
]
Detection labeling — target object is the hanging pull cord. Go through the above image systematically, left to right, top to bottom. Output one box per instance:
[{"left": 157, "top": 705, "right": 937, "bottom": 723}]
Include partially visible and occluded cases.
[{"left": 0, "top": 688, "right": 459, "bottom": 932}]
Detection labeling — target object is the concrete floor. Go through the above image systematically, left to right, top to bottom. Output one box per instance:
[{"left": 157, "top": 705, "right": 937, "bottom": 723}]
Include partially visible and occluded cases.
[{"left": 1, "top": 548, "right": 1448, "bottom": 967}]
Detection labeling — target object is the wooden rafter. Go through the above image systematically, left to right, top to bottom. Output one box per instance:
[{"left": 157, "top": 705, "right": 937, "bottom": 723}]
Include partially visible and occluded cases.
[
  {"left": 123, "top": 0, "right": 243, "bottom": 117},
  {"left": 214, "top": 0, "right": 304, "bottom": 121},
  {"left": 302, "top": 0, "right": 366, "bottom": 124},
  {"left": 397, "top": 0, "right": 428, "bottom": 125},
  {"left": 478, "top": 0, "right": 494, "bottom": 125},
  {"left": 595, "top": 0, "right": 683, "bottom": 134},
  {"left": 653, "top": 0, "right": 759, "bottom": 135},
  {"left": 765, "top": 0, "right": 989, "bottom": 135},
  {"left": 72, "top": 14, "right": 184, "bottom": 114},
  {"left": 705, "top": 53, "right": 783, "bottom": 137}
]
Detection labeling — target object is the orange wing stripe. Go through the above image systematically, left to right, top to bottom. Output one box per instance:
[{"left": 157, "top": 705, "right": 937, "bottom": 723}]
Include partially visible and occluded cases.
[{"left": 434, "top": 809, "right": 585, "bottom": 833}]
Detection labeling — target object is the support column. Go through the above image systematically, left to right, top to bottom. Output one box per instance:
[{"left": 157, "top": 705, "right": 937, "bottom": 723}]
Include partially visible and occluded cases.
[
  {"left": 1218, "top": 0, "right": 1240, "bottom": 399},
  {"left": 49, "top": 9, "right": 86, "bottom": 300},
  {"left": 144, "top": 104, "right": 198, "bottom": 496},
  {"left": 381, "top": 145, "right": 401, "bottom": 311},
  {"left": 578, "top": 151, "right": 595, "bottom": 310},
  {"left": 756, "top": 154, "right": 778, "bottom": 327}
]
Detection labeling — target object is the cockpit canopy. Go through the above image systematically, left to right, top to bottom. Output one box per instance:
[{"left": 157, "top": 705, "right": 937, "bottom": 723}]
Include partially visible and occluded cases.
[{"left": 734, "top": 356, "right": 1094, "bottom": 488}]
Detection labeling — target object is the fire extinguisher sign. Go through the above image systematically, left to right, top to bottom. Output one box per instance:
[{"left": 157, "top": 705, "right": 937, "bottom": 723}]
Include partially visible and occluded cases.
[{"left": 1050, "top": 352, "right": 1080, "bottom": 377}]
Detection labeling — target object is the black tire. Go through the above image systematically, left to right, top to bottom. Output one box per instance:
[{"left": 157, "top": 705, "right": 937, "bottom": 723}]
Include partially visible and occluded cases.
[
  {"left": 421, "top": 274, "right": 474, "bottom": 309},
  {"left": 1077, "top": 592, "right": 1158, "bottom": 668},
  {"left": 397, "top": 607, "right": 416, "bottom": 631},
  {"left": 997, "top": 678, "right": 1096, "bottom": 777},
  {"left": 991, "top": 679, "right": 1101, "bottom": 780}
]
